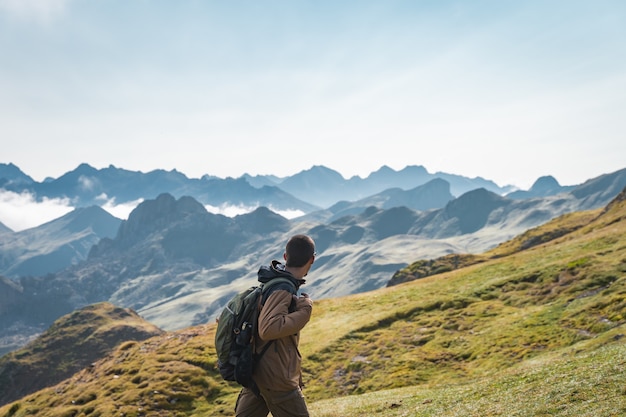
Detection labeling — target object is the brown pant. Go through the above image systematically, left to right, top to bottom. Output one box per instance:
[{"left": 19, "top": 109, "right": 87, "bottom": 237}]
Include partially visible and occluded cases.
[{"left": 235, "top": 386, "right": 309, "bottom": 417}]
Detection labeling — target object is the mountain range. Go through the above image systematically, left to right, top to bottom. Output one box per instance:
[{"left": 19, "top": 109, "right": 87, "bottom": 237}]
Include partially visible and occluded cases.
[
  {"left": 0, "top": 162, "right": 519, "bottom": 217},
  {"left": 0, "top": 162, "right": 581, "bottom": 282},
  {"left": 1, "top": 163, "right": 625, "bottom": 357}
]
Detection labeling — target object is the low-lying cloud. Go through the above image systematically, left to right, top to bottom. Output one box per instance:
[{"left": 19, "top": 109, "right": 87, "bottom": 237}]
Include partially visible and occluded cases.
[
  {"left": 0, "top": 190, "right": 74, "bottom": 232},
  {"left": 0, "top": 191, "right": 141, "bottom": 232},
  {"left": 0, "top": 192, "right": 304, "bottom": 233},
  {"left": 97, "top": 194, "right": 143, "bottom": 221},
  {"left": 204, "top": 203, "right": 304, "bottom": 219},
  {"left": 269, "top": 207, "right": 305, "bottom": 219}
]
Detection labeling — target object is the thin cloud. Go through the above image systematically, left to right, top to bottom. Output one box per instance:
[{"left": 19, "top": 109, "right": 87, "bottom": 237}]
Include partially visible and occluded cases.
[
  {"left": 0, "top": 0, "right": 70, "bottom": 22},
  {"left": 78, "top": 175, "right": 97, "bottom": 191},
  {"left": 0, "top": 194, "right": 301, "bottom": 233},
  {"left": 204, "top": 204, "right": 303, "bottom": 220},
  {"left": 205, "top": 204, "right": 256, "bottom": 218},
  {"left": 269, "top": 207, "right": 305, "bottom": 220}
]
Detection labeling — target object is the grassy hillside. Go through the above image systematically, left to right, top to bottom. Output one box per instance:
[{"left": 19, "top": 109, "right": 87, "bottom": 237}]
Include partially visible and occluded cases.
[
  {"left": 1, "top": 190, "right": 625, "bottom": 416},
  {"left": 301, "top": 225, "right": 624, "bottom": 394},
  {"left": 0, "top": 303, "right": 163, "bottom": 407}
]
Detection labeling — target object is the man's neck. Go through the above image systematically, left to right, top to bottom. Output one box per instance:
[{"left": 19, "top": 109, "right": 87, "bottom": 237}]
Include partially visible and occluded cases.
[{"left": 284, "top": 266, "right": 307, "bottom": 279}]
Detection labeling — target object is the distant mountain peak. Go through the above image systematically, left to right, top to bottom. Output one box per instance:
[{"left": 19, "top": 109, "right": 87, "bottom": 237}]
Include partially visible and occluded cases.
[
  {"left": 74, "top": 162, "right": 98, "bottom": 174},
  {"left": 0, "top": 163, "right": 35, "bottom": 185},
  {"left": 306, "top": 165, "right": 345, "bottom": 178},
  {"left": 373, "top": 165, "right": 395, "bottom": 173},
  {"left": 399, "top": 165, "right": 429, "bottom": 175},
  {"left": 282, "top": 166, "right": 345, "bottom": 189},
  {"left": 530, "top": 176, "right": 561, "bottom": 193},
  {"left": 451, "top": 187, "right": 506, "bottom": 206},
  {"left": 444, "top": 188, "right": 509, "bottom": 234},
  {"left": 112, "top": 193, "right": 195, "bottom": 244},
  {"left": 118, "top": 193, "right": 207, "bottom": 240},
  {"left": 234, "top": 206, "right": 290, "bottom": 235}
]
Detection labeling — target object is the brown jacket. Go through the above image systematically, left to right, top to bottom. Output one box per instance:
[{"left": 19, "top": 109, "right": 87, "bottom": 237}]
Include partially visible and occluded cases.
[{"left": 253, "top": 287, "right": 313, "bottom": 391}]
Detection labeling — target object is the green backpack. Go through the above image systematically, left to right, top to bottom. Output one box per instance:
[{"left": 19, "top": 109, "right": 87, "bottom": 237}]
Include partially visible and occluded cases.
[{"left": 214, "top": 277, "right": 296, "bottom": 392}]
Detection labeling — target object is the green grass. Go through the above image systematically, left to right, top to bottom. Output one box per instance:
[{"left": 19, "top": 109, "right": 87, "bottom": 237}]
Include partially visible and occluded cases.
[
  {"left": 301, "top": 200, "right": 626, "bottom": 413},
  {"left": 0, "top": 303, "right": 164, "bottom": 408},
  {"left": 308, "top": 330, "right": 626, "bottom": 417}
]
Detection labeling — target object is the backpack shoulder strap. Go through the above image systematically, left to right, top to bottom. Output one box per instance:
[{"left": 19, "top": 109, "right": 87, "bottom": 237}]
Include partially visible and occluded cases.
[{"left": 260, "top": 277, "right": 297, "bottom": 304}]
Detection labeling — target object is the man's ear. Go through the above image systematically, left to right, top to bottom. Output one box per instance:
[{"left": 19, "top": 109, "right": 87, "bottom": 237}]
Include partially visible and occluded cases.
[{"left": 283, "top": 252, "right": 287, "bottom": 261}]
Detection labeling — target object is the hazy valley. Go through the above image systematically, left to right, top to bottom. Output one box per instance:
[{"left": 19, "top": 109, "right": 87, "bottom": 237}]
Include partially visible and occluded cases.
[{"left": 1, "top": 164, "right": 625, "bottom": 356}]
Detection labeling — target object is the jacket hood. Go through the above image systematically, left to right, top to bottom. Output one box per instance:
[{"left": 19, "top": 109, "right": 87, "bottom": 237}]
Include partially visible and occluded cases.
[{"left": 258, "top": 260, "right": 305, "bottom": 289}]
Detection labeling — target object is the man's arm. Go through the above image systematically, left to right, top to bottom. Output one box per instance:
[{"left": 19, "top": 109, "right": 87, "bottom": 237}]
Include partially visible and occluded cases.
[{"left": 258, "top": 290, "right": 312, "bottom": 340}]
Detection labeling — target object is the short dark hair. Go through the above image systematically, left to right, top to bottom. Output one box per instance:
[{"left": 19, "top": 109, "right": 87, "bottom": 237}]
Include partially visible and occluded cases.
[{"left": 285, "top": 234, "right": 316, "bottom": 268}]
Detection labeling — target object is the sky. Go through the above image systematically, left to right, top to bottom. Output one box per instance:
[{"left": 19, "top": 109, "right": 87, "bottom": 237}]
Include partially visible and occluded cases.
[{"left": 1, "top": 0, "right": 625, "bottom": 225}]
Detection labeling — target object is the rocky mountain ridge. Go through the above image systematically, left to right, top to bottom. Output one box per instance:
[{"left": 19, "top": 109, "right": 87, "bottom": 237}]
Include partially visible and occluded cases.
[{"left": 0, "top": 165, "right": 625, "bottom": 356}]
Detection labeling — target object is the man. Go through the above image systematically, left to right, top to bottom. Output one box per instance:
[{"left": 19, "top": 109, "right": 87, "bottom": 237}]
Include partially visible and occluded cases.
[{"left": 235, "top": 234, "right": 316, "bottom": 417}]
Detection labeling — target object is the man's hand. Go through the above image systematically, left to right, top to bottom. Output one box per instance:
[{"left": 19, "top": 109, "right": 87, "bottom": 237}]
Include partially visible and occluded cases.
[{"left": 295, "top": 293, "right": 313, "bottom": 310}]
